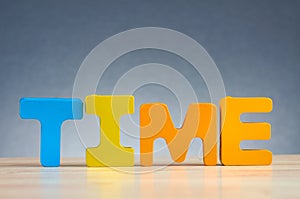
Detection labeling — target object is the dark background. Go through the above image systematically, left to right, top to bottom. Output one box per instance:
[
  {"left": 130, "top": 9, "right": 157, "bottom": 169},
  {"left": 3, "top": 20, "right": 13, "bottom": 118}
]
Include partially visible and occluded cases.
[{"left": 0, "top": 0, "right": 299, "bottom": 158}]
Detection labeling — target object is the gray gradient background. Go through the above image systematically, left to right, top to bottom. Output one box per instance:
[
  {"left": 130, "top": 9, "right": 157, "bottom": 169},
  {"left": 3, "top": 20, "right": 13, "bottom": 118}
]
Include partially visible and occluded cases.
[{"left": 0, "top": 0, "right": 299, "bottom": 159}]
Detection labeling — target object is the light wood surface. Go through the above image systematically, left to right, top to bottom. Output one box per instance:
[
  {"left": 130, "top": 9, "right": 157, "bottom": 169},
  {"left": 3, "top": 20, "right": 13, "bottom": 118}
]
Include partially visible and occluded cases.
[{"left": 0, "top": 155, "right": 299, "bottom": 199}]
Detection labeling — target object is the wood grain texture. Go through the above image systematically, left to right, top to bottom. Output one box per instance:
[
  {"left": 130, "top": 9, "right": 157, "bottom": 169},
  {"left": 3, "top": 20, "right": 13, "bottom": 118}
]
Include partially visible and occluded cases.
[{"left": 0, "top": 155, "right": 299, "bottom": 199}]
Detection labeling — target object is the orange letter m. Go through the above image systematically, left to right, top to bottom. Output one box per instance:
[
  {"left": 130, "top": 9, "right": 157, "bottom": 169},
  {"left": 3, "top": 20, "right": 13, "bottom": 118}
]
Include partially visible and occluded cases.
[{"left": 140, "top": 103, "right": 217, "bottom": 166}]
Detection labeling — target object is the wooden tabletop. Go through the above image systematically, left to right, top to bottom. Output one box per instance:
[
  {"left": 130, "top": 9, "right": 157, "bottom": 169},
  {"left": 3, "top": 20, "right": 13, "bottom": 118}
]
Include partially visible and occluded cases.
[{"left": 0, "top": 155, "right": 299, "bottom": 199}]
